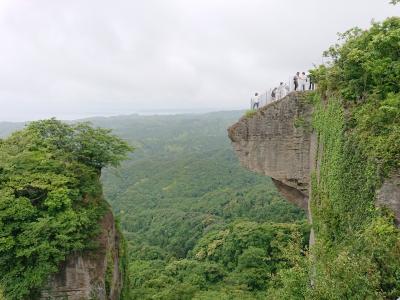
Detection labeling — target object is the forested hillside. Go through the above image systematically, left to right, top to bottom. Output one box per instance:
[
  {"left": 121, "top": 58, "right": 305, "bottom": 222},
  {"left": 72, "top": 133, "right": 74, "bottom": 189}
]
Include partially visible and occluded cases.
[
  {"left": 0, "top": 112, "right": 307, "bottom": 299},
  {"left": 93, "top": 112, "right": 307, "bottom": 298}
]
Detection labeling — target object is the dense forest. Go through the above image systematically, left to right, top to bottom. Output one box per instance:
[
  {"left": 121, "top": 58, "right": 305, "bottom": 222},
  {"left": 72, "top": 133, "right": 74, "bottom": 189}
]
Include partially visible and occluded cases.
[
  {"left": 96, "top": 111, "right": 307, "bottom": 299},
  {"left": 0, "top": 112, "right": 307, "bottom": 299}
]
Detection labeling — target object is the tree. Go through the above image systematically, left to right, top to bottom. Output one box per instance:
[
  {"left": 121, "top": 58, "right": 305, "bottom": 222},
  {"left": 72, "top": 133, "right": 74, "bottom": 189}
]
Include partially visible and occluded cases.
[
  {"left": 309, "top": 16, "right": 400, "bottom": 299},
  {"left": 315, "top": 17, "right": 400, "bottom": 102},
  {"left": 24, "top": 118, "right": 133, "bottom": 170},
  {"left": 0, "top": 119, "right": 132, "bottom": 299}
]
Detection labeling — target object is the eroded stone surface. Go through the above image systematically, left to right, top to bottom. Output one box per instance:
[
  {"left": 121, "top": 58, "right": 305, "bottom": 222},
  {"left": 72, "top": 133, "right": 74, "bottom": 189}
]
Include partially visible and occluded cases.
[
  {"left": 229, "top": 91, "right": 400, "bottom": 234},
  {"left": 228, "top": 92, "right": 314, "bottom": 209},
  {"left": 377, "top": 171, "right": 400, "bottom": 225},
  {"left": 40, "top": 209, "right": 122, "bottom": 300}
]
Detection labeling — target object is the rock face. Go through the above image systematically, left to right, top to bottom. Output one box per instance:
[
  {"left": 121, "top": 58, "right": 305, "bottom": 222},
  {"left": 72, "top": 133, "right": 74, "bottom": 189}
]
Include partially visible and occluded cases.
[
  {"left": 228, "top": 92, "right": 314, "bottom": 211},
  {"left": 228, "top": 92, "right": 400, "bottom": 227},
  {"left": 377, "top": 170, "right": 400, "bottom": 225},
  {"left": 40, "top": 208, "right": 123, "bottom": 300}
]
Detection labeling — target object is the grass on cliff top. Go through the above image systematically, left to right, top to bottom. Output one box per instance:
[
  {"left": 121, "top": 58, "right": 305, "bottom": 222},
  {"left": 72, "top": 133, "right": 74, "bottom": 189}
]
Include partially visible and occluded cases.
[{"left": 245, "top": 109, "right": 257, "bottom": 118}]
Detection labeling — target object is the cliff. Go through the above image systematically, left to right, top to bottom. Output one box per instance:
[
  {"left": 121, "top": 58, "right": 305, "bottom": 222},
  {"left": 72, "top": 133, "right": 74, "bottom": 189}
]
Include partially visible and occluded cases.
[
  {"left": 226, "top": 18, "right": 400, "bottom": 297},
  {"left": 228, "top": 92, "right": 400, "bottom": 225},
  {"left": 228, "top": 92, "right": 314, "bottom": 211},
  {"left": 0, "top": 119, "right": 132, "bottom": 300},
  {"left": 39, "top": 207, "right": 123, "bottom": 300},
  {"left": 40, "top": 207, "right": 124, "bottom": 300}
]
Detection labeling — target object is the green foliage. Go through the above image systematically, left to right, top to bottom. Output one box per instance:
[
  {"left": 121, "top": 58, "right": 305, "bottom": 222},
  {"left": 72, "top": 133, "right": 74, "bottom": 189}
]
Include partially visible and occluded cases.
[
  {"left": 272, "top": 16, "right": 400, "bottom": 299},
  {"left": 314, "top": 17, "right": 400, "bottom": 102},
  {"left": 353, "top": 93, "right": 400, "bottom": 172},
  {"left": 307, "top": 95, "right": 400, "bottom": 299},
  {"left": 312, "top": 99, "right": 379, "bottom": 240},
  {"left": 245, "top": 109, "right": 257, "bottom": 118},
  {"left": 0, "top": 112, "right": 303, "bottom": 299},
  {"left": 95, "top": 112, "right": 306, "bottom": 299},
  {"left": 100, "top": 112, "right": 305, "bottom": 260},
  {"left": 293, "top": 117, "right": 312, "bottom": 133},
  {"left": 22, "top": 118, "right": 133, "bottom": 171},
  {"left": 0, "top": 119, "right": 131, "bottom": 299},
  {"left": 117, "top": 220, "right": 132, "bottom": 300},
  {"left": 125, "top": 222, "right": 309, "bottom": 299},
  {"left": 192, "top": 222, "right": 309, "bottom": 271},
  {"left": 192, "top": 222, "right": 309, "bottom": 291},
  {"left": 268, "top": 231, "right": 311, "bottom": 299},
  {"left": 105, "top": 250, "right": 114, "bottom": 296}
]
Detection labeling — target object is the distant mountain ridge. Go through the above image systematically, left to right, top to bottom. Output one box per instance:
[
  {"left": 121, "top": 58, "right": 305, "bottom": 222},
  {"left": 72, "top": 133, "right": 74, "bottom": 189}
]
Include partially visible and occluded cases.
[{"left": 0, "top": 110, "right": 244, "bottom": 138}]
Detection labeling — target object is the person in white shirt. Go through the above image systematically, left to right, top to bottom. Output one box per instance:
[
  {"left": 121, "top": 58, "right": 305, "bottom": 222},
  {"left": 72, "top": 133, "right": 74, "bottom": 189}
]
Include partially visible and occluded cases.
[
  {"left": 299, "top": 72, "right": 307, "bottom": 91},
  {"left": 277, "top": 82, "right": 288, "bottom": 100},
  {"left": 284, "top": 83, "right": 290, "bottom": 94},
  {"left": 252, "top": 92, "right": 260, "bottom": 109}
]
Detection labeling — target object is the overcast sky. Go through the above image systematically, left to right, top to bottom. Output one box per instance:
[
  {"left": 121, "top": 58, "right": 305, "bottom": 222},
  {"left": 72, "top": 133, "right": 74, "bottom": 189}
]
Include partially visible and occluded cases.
[{"left": 0, "top": 0, "right": 398, "bottom": 121}]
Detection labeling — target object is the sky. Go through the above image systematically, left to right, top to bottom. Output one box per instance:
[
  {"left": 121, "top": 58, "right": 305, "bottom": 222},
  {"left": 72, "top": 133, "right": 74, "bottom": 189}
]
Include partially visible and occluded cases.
[{"left": 0, "top": 0, "right": 398, "bottom": 121}]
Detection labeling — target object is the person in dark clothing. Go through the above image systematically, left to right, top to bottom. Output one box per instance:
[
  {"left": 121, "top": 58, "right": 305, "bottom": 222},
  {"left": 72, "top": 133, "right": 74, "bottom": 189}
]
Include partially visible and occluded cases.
[
  {"left": 294, "top": 72, "right": 300, "bottom": 91},
  {"left": 308, "top": 73, "right": 315, "bottom": 90},
  {"left": 271, "top": 88, "right": 277, "bottom": 101}
]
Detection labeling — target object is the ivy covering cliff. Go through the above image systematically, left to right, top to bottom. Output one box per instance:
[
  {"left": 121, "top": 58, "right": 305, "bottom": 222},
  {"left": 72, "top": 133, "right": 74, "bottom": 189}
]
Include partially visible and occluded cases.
[
  {"left": 271, "top": 17, "right": 400, "bottom": 299},
  {"left": 0, "top": 119, "right": 131, "bottom": 299}
]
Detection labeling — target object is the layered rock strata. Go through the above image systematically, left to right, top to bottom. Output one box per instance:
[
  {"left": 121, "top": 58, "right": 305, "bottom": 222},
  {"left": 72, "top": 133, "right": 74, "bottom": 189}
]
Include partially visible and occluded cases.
[
  {"left": 228, "top": 92, "right": 314, "bottom": 211},
  {"left": 228, "top": 92, "right": 400, "bottom": 226},
  {"left": 40, "top": 209, "right": 123, "bottom": 300}
]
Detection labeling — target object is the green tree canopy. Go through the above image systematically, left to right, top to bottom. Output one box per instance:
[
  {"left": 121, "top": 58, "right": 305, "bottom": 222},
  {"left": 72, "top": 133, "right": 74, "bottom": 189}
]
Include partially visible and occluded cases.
[
  {"left": 313, "top": 17, "right": 400, "bottom": 102},
  {"left": 0, "top": 119, "right": 132, "bottom": 299}
]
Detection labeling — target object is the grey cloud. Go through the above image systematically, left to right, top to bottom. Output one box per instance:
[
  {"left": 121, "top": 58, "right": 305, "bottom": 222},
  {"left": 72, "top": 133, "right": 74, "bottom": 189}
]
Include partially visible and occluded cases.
[{"left": 0, "top": 0, "right": 398, "bottom": 121}]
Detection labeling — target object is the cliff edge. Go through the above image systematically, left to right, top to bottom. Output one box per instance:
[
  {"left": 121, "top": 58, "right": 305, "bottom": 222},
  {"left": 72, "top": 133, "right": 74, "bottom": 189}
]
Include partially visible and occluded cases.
[
  {"left": 228, "top": 92, "right": 314, "bottom": 211},
  {"left": 228, "top": 92, "right": 400, "bottom": 225}
]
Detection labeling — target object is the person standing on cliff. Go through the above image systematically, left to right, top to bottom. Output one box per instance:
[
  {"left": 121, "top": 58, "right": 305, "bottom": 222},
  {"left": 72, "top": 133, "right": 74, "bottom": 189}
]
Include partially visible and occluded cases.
[
  {"left": 294, "top": 72, "right": 300, "bottom": 91},
  {"left": 299, "top": 72, "right": 307, "bottom": 91},
  {"left": 308, "top": 73, "right": 315, "bottom": 90},
  {"left": 277, "top": 82, "right": 288, "bottom": 100},
  {"left": 271, "top": 87, "right": 277, "bottom": 101},
  {"left": 252, "top": 92, "right": 260, "bottom": 109}
]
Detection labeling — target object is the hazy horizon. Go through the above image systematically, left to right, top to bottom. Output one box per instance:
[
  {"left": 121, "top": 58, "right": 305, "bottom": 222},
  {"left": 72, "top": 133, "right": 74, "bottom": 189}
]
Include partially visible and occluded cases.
[
  {"left": 1, "top": 0, "right": 399, "bottom": 121},
  {"left": 0, "top": 107, "right": 247, "bottom": 124}
]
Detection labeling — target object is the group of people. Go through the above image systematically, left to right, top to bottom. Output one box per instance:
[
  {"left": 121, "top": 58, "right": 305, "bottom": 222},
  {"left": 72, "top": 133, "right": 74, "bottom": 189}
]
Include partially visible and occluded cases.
[
  {"left": 251, "top": 71, "right": 315, "bottom": 109},
  {"left": 293, "top": 71, "right": 315, "bottom": 92}
]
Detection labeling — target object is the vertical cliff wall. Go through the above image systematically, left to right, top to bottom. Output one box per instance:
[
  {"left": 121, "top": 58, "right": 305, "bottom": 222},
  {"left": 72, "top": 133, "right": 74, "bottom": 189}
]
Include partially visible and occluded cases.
[
  {"left": 228, "top": 92, "right": 400, "bottom": 225},
  {"left": 40, "top": 208, "right": 123, "bottom": 300}
]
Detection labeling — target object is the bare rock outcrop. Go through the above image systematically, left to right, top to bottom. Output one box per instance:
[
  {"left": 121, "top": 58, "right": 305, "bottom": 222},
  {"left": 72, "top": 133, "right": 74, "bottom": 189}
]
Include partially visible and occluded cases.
[
  {"left": 228, "top": 92, "right": 314, "bottom": 211},
  {"left": 228, "top": 92, "right": 400, "bottom": 227},
  {"left": 377, "top": 170, "right": 400, "bottom": 225},
  {"left": 40, "top": 209, "right": 123, "bottom": 300}
]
